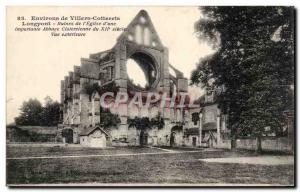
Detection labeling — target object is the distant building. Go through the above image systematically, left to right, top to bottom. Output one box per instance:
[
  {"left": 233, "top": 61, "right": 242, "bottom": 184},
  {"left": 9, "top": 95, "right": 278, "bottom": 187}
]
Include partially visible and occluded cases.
[{"left": 197, "top": 86, "right": 230, "bottom": 148}]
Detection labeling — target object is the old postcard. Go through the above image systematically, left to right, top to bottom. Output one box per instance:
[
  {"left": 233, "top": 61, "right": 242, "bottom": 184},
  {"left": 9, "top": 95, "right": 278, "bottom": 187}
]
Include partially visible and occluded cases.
[{"left": 6, "top": 6, "right": 295, "bottom": 187}]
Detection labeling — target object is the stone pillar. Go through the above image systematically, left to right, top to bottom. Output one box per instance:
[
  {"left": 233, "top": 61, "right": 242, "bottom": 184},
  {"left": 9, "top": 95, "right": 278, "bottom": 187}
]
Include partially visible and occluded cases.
[
  {"left": 114, "top": 40, "right": 128, "bottom": 141},
  {"left": 161, "top": 47, "right": 170, "bottom": 93},
  {"left": 72, "top": 83, "right": 81, "bottom": 125},
  {"left": 117, "top": 88, "right": 128, "bottom": 140},
  {"left": 91, "top": 92, "right": 101, "bottom": 126},
  {"left": 79, "top": 93, "right": 91, "bottom": 126},
  {"left": 72, "top": 98, "right": 80, "bottom": 124},
  {"left": 67, "top": 100, "right": 72, "bottom": 124},
  {"left": 118, "top": 101, "right": 128, "bottom": 140},
  {"left": 63, "top": 104, "right": 67, "bottom": 124},
  {"left": 148, "top": 107, "right": 151, "bottom": 119},
  {"left": 184, "top": 109, "right": 189, "bottom": 126},
  {"left": 217, "top": 109, "right": 221, "bottom": 146},
  {"left": 285, "top": 110, "right": 294, "bottom": 152},
  {"left": 199, "top": 112, "right": 203, "bottom": 146},
  {"left": 222, "top": 115, "right": 226, "bottom": 130},
  {"left": 73, "top": 127, "right": 80, "bottom": 144}
]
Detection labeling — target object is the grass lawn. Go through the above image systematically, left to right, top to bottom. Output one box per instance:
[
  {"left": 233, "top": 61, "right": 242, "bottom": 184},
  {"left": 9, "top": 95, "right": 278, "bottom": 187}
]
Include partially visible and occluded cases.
[
  {"left": 6, "top": 145, "right": 294, "bottom": 186},
  {"left": 6, "top": 145, "right": 164, "bottom": 158}
]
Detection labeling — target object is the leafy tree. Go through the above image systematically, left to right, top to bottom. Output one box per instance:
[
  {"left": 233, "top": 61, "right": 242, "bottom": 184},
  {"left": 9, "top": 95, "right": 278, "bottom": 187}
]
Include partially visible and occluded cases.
[
  {"left": 191, "top": 7, "right": 294, "bottom": 152},
  {"left": 82, "top": 81, "right": 118, "bottom": 101},
  {"left": 82, "top": 82, "right": 101, "bottom": 101},
  {"left": 40, "top": 96, "right": 61, "bottom": 126},
  {"left": 15, "top": 97, "right": 61, "bottom": 126},
  {"left": 15, "top": 98, "right": 43, "bottom": 126},
  {"left": 99, "top": 109, "right": 121, "bottom": 130},
  {"left": 150, "top": 113, "right": 165, "bottom": 129},
  {"left": 128, "top": 114, "right": 165, "bottom": 130},
  {"left": 128, "top": 117, "right": 151, "bottom": 130}
]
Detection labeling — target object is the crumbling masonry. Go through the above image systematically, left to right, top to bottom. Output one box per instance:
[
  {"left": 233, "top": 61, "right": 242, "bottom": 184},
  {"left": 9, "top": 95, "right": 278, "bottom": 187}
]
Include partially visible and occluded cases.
[{"left": 58, "top": 10, "right": 226, "bottom": 147}]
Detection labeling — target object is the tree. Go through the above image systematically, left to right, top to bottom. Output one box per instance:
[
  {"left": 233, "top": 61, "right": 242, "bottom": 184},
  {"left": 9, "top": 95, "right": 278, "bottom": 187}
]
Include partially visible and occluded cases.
[
  {"left": 191, "top": 7, "right": 294, "bottom": 153},
  {"left": 82, "top": 81, "right": 118, "bottom": 101},
  {"left": 82, "top": 82, "right": 101, "bottom": 101},
  {"left": 40, "top": 96, "right": 61, "bottom": 126},
  {"left": 15, "top": 97, "right": 61, "bottom": 126},
  {"left": 15, "top": 98, "right": 43, "bottom": 126},
  {"left": 99, "top": 109, "right": 121, "bottom": 130},
  {"left": 150, "top": 113, "right": 165, "bottom": 129},
  {"left": 128, "top": 114, "right": 165, "bottom": 130},
  {"left": 128, "top": 117, "right": 151, "bottom": 130}
]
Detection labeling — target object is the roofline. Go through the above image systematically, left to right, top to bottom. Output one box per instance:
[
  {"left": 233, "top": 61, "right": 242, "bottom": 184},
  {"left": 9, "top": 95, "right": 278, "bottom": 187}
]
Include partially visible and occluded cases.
[{"left": 79, "top": 126, "right": 109, "bottom": 136}]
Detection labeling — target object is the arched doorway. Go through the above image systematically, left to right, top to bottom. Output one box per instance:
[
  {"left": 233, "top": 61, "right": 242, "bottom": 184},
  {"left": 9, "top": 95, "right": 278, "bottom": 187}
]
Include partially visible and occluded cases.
[
  {"left": 170, "top": 125, "right": 183, "bottom": 146},
  {"left": 62, "top": 129, "right": 73, "bottom": 143},
  {"left": 139, "top": 131, "right": 148, "bottom": 146},
  {"left": 170, "top": 132, "right": 176, "bottom": 146}
]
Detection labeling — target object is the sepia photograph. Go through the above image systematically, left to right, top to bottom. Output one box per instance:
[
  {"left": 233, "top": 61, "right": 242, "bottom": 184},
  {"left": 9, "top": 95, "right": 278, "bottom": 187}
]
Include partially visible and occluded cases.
[{"left": 5, "top": 6, "right": 295, "bottom": 187}]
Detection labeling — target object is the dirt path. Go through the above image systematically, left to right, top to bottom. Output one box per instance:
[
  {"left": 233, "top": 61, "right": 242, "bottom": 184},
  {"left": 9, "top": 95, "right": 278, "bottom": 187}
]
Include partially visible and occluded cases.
[{"left": 200, "top": 156, "right": 294, "bottom": 165}]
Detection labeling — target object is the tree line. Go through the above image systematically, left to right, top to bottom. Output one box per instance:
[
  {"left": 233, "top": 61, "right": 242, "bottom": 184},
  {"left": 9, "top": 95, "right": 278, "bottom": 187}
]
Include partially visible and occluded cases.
[{"left": 15, "top": 96, "right": 61, "bottom": 126}]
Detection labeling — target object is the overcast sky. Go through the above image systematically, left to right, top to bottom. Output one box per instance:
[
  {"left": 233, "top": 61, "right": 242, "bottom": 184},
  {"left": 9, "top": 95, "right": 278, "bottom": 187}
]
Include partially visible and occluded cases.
[{"left": 7, "top": 6, "right": 215, "bottom": 124}]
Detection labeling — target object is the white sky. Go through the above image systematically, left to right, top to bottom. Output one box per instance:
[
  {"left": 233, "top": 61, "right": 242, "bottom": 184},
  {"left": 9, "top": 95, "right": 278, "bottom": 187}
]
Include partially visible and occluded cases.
[{"left": 6, "top": 6, "right": 215, "bottom": 124}]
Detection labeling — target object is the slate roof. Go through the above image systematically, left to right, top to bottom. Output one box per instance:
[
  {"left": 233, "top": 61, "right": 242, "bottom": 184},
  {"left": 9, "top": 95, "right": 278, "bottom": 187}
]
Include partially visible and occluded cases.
[
  {"left": 202, "top": 122, "right": 217, "bottom": 131},
  {"left": 79, "top": 126, "right": 109, "bottom": 136}
]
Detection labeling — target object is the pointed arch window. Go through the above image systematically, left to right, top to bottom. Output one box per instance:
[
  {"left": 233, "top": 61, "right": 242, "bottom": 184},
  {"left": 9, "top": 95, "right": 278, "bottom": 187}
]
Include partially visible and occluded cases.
[
  {"left": 135, "top": 25, "right": 142, "bottom": 44},
  {"left": 144, "top": 27, "right": 151, "bottom": 46}
]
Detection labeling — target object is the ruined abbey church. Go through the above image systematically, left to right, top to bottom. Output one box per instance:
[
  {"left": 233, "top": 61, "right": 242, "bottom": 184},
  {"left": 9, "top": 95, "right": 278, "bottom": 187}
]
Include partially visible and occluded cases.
[{"left": 58, "top": 10, "right": 228, "bottom": 148}]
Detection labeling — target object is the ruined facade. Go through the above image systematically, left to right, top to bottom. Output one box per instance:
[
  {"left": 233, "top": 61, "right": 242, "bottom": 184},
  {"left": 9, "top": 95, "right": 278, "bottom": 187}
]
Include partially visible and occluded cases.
[
  {"left": 58, "top": 10, "right": 228, "bottom": 147},
  {"left": 197, "top": 87, "right": 230, "bottom": 148}
]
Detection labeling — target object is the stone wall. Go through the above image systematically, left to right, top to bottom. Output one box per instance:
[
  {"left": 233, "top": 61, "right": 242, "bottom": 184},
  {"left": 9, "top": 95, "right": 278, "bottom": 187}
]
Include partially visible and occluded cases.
[
  {"left": 7, "top": 126, "right": 58, "bottom": 143},
  {"left": 184, "top": 135, "right": 200, "bottom": 147},
  {"left": 218, "top": 137, "right": 293, "bottom": 152}
]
